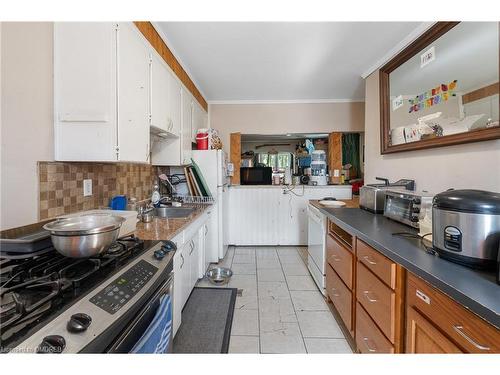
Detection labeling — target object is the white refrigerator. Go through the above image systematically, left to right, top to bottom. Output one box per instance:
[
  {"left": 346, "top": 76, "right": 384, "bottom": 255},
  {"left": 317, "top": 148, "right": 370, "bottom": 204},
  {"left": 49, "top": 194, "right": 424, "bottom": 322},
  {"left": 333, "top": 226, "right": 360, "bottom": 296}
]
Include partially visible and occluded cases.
[{"left": 191, "top": 150, "right": 230, "bottom": 261}]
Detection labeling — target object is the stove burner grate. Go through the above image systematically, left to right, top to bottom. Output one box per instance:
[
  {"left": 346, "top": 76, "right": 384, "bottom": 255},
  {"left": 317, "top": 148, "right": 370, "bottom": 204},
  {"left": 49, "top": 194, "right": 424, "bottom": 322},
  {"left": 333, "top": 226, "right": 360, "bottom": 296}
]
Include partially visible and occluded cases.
[{"left": 0, "top": 236, "right": 145, "bottom": 345}]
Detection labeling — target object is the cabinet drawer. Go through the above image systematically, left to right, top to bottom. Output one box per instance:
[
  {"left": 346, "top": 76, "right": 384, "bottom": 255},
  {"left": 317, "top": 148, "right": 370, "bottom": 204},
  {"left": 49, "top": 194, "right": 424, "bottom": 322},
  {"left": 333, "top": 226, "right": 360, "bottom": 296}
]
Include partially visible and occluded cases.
[
  {"left": 328, "top": 220, "right": 353, "bottom": 249},
  {"left": 326, "top": 234, "right": 353, "bottom": 289},
  {"left": 357, "top": 239, "right": 396, "bottom": 289},
  {"left": 356, "top": 262, "right": 396, "bottom": 342},
  {"left": 326, "top": 263, "right": 352, "bottom": 332},
  {"left": 407, "top": 274, "right": 500, "bottom": 353},
  {"left": 355, "top": 303, "right": 394, "bottom": 353}
]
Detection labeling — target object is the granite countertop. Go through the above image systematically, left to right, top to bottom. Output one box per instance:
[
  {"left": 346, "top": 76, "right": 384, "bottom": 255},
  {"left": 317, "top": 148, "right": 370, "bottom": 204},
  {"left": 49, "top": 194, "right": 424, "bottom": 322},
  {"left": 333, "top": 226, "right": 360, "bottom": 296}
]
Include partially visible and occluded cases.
[
  {"left": 313, "top": 204, "right": 500, "bottom": 329},
  {"left": 135, "top": 205, "right": 210, "bottom": 241}
]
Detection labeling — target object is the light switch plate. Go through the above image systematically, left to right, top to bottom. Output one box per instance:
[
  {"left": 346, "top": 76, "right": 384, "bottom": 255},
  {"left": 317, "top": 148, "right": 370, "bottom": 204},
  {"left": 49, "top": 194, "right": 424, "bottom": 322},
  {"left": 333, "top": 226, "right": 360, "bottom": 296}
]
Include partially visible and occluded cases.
[
  {"left": 420, "top": 46, "right": 435, "bottom": 68},
  {"left": 83, "top": 179, "right": 92, "bottom": 197}
]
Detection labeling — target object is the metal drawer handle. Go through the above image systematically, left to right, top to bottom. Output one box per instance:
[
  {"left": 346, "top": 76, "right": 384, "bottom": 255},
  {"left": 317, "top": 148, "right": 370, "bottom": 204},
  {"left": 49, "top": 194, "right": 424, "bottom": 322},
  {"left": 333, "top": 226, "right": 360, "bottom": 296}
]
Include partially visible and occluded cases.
[
  {"left": 205, "top": 225, "right": 208, "bottom": 235},
  {"left": 189, "top": 240, "right": 195, "bottom": 255},
  {"left": 180, "top": 253, "right": 185, "bottom": 269},
  {"left": 331, "top": 255, "right": 341, "bottom": 262},
  {"left": 363, "top": 255, "right": 377, "bottom": 265},
  {"left": 330, "top": 287, "right": 340, "bottom": 297},
  {"left": 363, "top": 291, "right": 378, "bottom": 303},
  {"left": 453, "top": 325, "right": 490, "bottom": 351},
  {"left": 363, "top": 337, "right": 377, "bottom": 352}
]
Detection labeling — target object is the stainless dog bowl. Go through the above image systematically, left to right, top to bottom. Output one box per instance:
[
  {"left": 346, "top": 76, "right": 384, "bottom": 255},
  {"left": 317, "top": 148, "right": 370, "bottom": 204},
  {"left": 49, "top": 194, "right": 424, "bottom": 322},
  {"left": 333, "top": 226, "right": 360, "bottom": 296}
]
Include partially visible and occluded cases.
[
  {"left": 43, "top": 214, "right": 125, "bottom": 258},
  {"left": 205, "top": 267, "right": 233, "bottom": 285}
]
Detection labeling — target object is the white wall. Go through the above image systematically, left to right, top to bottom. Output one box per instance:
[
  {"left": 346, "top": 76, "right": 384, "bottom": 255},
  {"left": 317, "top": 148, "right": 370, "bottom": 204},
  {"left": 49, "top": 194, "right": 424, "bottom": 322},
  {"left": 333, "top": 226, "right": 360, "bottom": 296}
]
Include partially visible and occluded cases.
[
  {"left": 0, "top": 22, "right": 54, "bottom": 230},
  {"left": 364, "top": 71, "right": 500, "bottom": 193},
  {"left": 209, "top": 102, "right": 365, "bottom": 153}
]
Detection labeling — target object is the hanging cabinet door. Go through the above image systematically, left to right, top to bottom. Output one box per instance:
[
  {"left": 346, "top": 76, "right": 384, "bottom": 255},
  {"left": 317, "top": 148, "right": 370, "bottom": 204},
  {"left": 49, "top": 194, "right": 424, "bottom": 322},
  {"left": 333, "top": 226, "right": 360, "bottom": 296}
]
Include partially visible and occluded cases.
[
  {"left": 54, "top": 22, "right": 117, "bottom": 161},
  {"left": 117, "top": 23, "right": 150, "bottom": 163},
  {"left": 150, "top": 51, "right": 170, "bottom": 133},
  {"left": 168, "top": 72, "right": 182, "bottom": 137},
  {"left": 181, "top": 88, "right": 193, "bottom": 165},
  {"left": 188, "top": 236, "right": 200, "bottom": 288},
  {"left": 173, "top": 247, "right": 184, "bottom": 336},
  {"left": 406, "top": 307, "right": 463, "bottom": 353}
]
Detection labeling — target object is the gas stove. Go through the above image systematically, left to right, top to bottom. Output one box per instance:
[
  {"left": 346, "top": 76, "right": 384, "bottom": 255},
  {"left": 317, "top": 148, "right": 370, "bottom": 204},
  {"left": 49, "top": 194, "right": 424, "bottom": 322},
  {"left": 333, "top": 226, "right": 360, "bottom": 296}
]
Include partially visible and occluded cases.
[{"left": 0, "top": 236, "right": 175, "bottom": 353}]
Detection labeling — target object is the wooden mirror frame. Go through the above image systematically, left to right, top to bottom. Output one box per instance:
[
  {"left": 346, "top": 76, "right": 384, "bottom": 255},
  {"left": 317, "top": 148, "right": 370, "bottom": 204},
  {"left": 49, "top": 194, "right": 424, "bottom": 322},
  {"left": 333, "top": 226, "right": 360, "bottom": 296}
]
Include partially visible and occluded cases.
[{"left": 379, "top": 22, "right": 500, "bottom": 154}]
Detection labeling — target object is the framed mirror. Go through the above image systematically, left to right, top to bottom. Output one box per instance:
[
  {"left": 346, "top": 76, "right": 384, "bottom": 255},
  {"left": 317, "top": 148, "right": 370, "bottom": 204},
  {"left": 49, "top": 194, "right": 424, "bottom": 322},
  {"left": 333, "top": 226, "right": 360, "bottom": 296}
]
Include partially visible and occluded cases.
[{"left": 380, "top": 22, "right": 499, "bottom": 154}]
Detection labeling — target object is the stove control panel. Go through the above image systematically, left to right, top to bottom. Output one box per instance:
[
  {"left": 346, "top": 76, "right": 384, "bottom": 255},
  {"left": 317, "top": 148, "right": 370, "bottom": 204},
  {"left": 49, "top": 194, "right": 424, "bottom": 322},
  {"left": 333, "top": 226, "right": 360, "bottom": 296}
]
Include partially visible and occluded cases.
[{"left": 89, "top": 260, "right": 158, "bottom": 314}]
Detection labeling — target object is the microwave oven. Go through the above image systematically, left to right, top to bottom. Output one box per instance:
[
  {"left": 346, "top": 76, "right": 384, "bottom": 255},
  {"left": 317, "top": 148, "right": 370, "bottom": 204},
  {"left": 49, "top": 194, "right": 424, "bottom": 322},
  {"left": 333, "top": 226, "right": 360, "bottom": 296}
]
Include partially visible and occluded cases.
[{"left": 240, "top": 167, "right": 272, "bottom": 185}]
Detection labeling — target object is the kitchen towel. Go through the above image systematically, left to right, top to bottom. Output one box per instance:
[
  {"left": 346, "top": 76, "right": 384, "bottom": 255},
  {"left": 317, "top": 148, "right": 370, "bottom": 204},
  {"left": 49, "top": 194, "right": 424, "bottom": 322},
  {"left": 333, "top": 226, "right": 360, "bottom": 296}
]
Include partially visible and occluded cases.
[{"left": 131, "top": 294, "right": 172, "bottom": 354}]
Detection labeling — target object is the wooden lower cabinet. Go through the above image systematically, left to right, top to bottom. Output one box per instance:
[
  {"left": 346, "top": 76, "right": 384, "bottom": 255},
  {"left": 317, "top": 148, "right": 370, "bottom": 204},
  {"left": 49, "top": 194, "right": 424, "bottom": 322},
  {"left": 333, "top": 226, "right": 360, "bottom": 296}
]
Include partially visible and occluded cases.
[
  {"left": 325, "top": 219, "right": 500, "bottom": 354},
  {"left": 326, "top": 233, "right": 353, "bottom": 289},
  {"left": 356, "top": 262, "right": 396, "bottom": 342},
  {"left": 326, "top": 263, "right": 352, "bottom": 333},
  {"left": 406, "top": 273, "right": 500, "bottom": 353},
  {"left": 355, "top": 303, "right": 394, "bottom": 353},
  {"left": 406, "top": 306, "right": 463, "bottom": 353}
]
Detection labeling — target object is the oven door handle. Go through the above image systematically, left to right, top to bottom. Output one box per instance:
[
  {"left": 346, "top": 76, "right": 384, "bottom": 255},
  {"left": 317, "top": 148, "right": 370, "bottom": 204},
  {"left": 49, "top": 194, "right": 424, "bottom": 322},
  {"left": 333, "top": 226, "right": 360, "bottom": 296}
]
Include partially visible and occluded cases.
[{"left": 108, "top": 273, "right": 174, "bottom": 352}]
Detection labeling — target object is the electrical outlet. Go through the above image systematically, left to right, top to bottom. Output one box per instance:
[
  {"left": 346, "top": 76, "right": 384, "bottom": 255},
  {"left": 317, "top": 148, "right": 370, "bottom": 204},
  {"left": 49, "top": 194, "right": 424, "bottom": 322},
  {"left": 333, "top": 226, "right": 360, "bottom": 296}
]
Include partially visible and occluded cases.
[{"left": 83, "top": 179, "right": 92, "bottom": 197}]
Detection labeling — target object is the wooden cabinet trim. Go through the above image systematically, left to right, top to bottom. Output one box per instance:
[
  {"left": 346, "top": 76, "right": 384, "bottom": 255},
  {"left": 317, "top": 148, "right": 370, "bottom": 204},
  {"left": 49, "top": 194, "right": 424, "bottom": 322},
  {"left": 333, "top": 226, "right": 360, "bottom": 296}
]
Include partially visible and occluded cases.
[
  {"left": 133, "top": 22, "right": 208, "bottom": 111},
  {"left": 462, "top": 82, "right": 499, "bottom": 105},
  {"left": 230, "top": 132, "right": 241, "bottom": 185},
  {"left": 327, "top": 133, "right": 342, "bottom": 184}
]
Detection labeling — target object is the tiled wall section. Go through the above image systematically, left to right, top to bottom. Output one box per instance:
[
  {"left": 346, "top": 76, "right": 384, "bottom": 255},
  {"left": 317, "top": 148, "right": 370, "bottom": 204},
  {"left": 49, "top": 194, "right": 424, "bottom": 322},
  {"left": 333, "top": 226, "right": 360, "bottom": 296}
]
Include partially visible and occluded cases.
[{"left": 38, "top": 162, "right": 167, "bottom": 220}]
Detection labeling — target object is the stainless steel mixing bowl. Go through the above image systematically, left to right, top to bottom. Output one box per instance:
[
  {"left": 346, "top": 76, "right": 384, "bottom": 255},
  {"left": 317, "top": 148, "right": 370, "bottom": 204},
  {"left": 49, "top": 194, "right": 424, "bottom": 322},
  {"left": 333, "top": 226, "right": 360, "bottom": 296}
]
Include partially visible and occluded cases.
[
  {"left": 43, "top": 214, "right": 126, "bottom": 258},
  {"left": 205, "top": 267, "right": 233, "bottom": 285}
]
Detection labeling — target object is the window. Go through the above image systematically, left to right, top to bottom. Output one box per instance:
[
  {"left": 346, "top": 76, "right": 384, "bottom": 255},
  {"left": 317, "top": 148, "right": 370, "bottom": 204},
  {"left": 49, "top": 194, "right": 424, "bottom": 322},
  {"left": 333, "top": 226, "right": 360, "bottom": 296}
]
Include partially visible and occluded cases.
[{"left": 257, "top": 152, "right": 292, "bottom": 173}]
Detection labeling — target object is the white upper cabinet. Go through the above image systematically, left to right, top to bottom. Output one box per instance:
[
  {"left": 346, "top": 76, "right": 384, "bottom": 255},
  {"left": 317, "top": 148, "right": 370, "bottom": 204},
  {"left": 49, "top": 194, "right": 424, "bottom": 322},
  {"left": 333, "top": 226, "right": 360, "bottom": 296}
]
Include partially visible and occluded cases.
[
  {"left": 54, "top": 22, "right": 117, "bottom": 161},
  {"left": 54, "top": 22, "right": 206, "bottom": 165},
  {"left": 54, "top": 22, "right": 150, "bottom": 163},
  {"left": 117, "top": 23, "right": 151, "bottom": 163},
  {"left": 150, "top": 50, "right": 170, "bottom": 133},
  {"left": 167, "top": 72, "right": 182, "bottom": 137},
  {"left": 149, "top": 75, "right": 185, "bottom": 166},
  {"left": 181, "top": 88, "right": 194, "bottom": 165},
  {"left": 191, "top": 101, "right": 208, "bottom": 142},
  {"left": 192, "top": 101, "right": 202, "bottom": 142}
]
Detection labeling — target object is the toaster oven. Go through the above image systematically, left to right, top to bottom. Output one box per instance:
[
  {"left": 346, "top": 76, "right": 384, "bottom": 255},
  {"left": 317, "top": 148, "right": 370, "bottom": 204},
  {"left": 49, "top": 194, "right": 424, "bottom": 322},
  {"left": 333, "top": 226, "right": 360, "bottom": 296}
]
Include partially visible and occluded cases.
[
  {"left": 359, "top": 178, "right": 415, "bottom": 214},
  {"left": 383, "top": 190, "right": 434, "bottom": 229}
]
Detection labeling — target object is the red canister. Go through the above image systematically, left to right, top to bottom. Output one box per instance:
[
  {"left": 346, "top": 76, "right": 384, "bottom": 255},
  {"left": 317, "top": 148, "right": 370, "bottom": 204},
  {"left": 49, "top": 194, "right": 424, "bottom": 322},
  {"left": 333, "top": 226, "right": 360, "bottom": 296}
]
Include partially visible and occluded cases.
[{"left": 196, "top": 128, "right": 209, "bottom": 150}]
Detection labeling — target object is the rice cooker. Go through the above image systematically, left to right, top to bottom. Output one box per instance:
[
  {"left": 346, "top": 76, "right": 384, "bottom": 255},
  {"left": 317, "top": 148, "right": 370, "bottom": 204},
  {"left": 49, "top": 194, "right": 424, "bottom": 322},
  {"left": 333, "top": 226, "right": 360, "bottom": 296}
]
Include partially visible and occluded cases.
[{"left": 432, "top": 189, "right": 500, "bottom": 270}]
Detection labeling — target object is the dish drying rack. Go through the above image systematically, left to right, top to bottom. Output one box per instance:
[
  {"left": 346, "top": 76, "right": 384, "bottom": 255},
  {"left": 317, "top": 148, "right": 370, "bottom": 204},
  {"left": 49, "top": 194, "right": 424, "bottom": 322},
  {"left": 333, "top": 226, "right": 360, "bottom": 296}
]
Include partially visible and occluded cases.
[
  {"left": 159, "top": 195, "right": 215, "bottom": 207},
  {"left": 180, "top": 195, "right": 215, "bottom": 205}
]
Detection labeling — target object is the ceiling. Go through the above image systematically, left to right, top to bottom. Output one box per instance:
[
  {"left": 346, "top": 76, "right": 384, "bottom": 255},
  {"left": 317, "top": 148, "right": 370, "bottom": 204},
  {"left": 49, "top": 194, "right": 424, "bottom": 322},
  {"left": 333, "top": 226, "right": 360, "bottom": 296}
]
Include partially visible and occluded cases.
[
  {"left": 155, "top": 22, "right": 424, "bottom": 101},
  {"left": 242, "top": 133, "right": 329, "bottom": 142}
]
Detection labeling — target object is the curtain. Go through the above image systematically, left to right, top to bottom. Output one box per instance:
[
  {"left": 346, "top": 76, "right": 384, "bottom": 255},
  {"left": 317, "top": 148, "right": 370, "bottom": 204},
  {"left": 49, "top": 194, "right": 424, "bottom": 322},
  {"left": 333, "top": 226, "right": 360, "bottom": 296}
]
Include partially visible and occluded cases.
[{"left": 342, "top": 133, "right": 360, "bottom": 179}]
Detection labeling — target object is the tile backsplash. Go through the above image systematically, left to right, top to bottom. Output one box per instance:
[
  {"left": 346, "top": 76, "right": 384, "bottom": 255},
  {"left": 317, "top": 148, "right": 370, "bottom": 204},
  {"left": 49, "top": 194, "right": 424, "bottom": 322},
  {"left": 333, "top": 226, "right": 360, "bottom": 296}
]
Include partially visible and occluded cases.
[{"left": 38, "top": 162, "right": 167, "bottom": 220}]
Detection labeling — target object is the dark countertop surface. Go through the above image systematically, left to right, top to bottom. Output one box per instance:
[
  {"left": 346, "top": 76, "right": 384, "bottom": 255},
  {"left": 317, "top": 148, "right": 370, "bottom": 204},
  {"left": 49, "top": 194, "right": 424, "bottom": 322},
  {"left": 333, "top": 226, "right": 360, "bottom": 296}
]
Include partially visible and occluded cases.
[{"left": 315, "top": 205, "right": 500, "bottom": 329}]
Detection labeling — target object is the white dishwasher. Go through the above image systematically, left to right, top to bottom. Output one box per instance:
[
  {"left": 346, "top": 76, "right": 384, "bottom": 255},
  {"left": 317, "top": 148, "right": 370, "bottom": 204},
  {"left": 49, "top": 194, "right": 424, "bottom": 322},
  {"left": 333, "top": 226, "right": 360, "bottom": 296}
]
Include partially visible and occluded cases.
[{"left": 307, "top": 204, "right": 326, "bottom": 295}]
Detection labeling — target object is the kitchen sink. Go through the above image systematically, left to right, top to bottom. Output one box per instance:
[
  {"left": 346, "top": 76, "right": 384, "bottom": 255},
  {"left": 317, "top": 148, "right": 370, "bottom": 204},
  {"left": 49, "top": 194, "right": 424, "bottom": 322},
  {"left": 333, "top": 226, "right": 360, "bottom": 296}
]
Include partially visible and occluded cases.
[{"left": 154, "top": 207, "right": 196, "bottom": 219}]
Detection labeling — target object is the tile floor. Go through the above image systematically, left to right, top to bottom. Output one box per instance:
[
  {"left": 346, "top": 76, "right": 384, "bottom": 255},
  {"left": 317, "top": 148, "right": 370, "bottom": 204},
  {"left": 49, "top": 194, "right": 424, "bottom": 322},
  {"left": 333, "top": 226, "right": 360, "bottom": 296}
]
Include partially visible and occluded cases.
[{"left": 196, "top": 246, "right": 353, "bottom": 354}]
